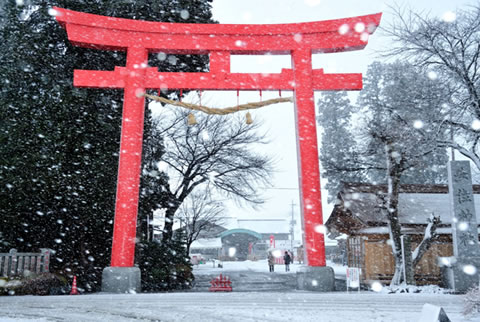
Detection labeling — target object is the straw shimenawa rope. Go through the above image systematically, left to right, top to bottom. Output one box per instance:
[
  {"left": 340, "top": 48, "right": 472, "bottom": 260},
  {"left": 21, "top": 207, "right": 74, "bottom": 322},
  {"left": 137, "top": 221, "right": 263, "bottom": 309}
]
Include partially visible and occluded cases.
[{"left": 143, "top": 93, "right": 293, "bottom": 115}]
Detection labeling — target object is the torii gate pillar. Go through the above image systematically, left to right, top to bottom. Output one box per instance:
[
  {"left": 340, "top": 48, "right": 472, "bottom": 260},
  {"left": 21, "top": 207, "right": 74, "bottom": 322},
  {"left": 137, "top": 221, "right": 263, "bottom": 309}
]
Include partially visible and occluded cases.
[{"left": 55, "top": 7, "right": 381, "bottom": 292}]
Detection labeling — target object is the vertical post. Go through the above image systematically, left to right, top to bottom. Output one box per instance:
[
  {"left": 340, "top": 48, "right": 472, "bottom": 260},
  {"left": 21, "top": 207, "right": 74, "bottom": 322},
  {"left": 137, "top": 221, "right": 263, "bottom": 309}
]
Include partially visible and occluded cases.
[
  {"left": 111, "top": 46, "right": 148, "bottom": 267},
  {"left": 291, "top": 49, "right": 325, "bottom": 267},
  {"left": 209, "top": 51, "right": 231, "bottom": 74},
  {"left": 400, "top": 235, "right": 407, "bottom": 284},
  {"left": 40, "top": 248, "right": 51, "bottom": 272},
  {"left": 9, "top": 249, "right": 17, "bottom": 277},
  {"left": 36, "top": 252, "right": 42, "bottom": 273},
  {"left": 17, "top": 256, "right": 23, "bottom": 276}
]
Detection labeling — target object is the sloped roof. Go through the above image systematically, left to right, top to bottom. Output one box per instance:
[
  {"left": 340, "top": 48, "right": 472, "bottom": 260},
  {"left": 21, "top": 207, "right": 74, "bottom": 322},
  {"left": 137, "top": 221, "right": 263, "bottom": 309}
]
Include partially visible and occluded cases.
[
  {"left": 326, "top": 183, "right": 480, "bottom": 235},
  {"left": 237, "top": 219, "right": 290, "bottom": 234},
  {"left": 219, "top": 228, "right": 263, "bottom": 240}
]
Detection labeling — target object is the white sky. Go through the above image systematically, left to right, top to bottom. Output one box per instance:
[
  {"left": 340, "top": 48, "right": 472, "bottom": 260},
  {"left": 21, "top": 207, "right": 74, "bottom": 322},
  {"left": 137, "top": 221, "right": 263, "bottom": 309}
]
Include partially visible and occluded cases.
[{"left": 183, "top": 0, "right": 478, "bottom": 241}]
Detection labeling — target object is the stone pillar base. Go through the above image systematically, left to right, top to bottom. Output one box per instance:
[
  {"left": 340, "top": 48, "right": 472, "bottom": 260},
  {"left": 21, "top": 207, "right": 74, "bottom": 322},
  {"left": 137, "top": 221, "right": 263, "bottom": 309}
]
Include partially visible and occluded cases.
[
  {"left": 439, "top": 257, "right": 480, "bottom": 293},
  {"left": 296, "top": 266, "right": 335, "bottom": 292},
  {"left": 102, "top": 267, "right": 141, "bottom": 293}
]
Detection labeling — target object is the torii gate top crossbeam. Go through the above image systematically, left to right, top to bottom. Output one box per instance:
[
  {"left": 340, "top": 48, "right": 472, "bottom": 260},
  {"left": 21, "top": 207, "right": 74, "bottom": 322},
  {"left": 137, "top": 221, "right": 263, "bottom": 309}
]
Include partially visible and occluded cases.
[
  {"left": 54, "top": 7, "right": 381, "bottom": 55},
  {"left": 54, "top": 7, "right": 381, "bottom": 91}
]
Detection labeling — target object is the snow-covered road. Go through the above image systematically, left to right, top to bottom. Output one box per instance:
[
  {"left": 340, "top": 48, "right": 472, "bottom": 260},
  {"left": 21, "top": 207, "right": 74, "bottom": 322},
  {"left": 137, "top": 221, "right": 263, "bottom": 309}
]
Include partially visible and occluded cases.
[{"left": 0, "top": 291, "right": 473, "bottom": 322}]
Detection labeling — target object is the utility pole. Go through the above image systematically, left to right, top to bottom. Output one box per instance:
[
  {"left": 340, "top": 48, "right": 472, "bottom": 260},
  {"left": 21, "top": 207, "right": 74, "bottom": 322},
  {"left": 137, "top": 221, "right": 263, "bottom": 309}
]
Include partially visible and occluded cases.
[
  {"left": 450, "top": 125, "right": 455, "bottom": 161},
  {"left": 290, "top": 200, "right": 296, "bottom": 253}
]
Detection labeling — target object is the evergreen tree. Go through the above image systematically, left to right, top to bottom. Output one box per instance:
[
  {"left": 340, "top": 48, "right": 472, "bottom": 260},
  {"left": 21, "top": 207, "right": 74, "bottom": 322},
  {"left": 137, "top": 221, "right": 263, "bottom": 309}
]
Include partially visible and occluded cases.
[
  {"left": 0, "top": 0, "right": 214, "bottom": 292},
  {"left": 357, "top": 61, "right": 449, "bottom": 186},
  {"left": 318, "top": 63, "right": 449, "bottom": 202},
  {"left": 317, "top": 91, "right": 368, "bottom": 202},
  {"left": 138, "top": 228, "right": 193, "bottom": 292}
]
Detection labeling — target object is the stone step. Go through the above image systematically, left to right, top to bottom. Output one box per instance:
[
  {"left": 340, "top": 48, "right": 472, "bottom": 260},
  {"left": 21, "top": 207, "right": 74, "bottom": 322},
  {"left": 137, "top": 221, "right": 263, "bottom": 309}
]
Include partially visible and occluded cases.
[
  {"left": 190, "top": 272, "right": 297, "bottom": 292},
  {"left": 191, "top": 272, "right": 346, "bottom": 292}
]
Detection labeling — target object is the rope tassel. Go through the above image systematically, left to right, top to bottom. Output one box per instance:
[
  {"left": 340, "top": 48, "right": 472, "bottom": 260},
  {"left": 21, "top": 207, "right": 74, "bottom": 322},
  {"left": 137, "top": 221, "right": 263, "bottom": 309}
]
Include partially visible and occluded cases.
[
  {"left": 245, "top": 112, "right": 253, "bottom": 125},
  {"left": 187, "top": 113, "right": 197, "bottom": 125}
]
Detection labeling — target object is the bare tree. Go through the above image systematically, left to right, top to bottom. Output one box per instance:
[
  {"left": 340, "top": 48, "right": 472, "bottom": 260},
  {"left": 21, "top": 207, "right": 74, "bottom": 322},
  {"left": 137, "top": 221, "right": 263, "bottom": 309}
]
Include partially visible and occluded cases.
[
  {"left": 384, "top": 4, "right": 480, "bottom": 169},
  {"left": 148, "top": 107, "right": 273, "bottom": 244},
  {"left": 177, "top": 190, "right": 226, "bottom": 254}
]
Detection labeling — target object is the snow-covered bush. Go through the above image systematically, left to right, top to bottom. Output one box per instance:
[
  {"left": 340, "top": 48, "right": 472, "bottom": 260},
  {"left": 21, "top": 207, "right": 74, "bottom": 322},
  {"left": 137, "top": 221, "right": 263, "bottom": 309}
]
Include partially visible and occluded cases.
[
  {"left": 1, "top": 273, "right": 67, "bottom": 296},
  {"left": 380, "top": 284, "right": 449, "bottom": 294},
  {"left": 464, "top": 285, "right": 480, "bottom": 316}
]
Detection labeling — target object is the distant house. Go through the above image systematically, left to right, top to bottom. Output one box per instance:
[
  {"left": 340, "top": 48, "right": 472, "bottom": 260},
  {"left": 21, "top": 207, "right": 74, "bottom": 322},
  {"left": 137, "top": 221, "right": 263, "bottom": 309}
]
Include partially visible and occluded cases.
[
  {"left": 325, "top": 183, "right": 480, "bottom": 285},
  {"left": 185, "top": 218, "right": 301, "bottom": 261},
  {"left": 218, "top": 219, "right": 296, "bottom": 261},
  {"left": 182, "top": 221, "right": 226, "bottom": 260},
  {"left": 219, "top": 228, "right": 263, "bottom": 261},
  {"left": 189, "top": 238, "right": 223, "bottom": 260}
]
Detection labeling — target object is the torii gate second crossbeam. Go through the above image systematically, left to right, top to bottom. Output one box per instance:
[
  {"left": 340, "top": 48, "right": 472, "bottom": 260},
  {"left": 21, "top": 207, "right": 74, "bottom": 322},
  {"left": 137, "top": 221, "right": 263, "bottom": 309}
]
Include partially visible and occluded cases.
[{"left": 54, "top": 7, "right": 381, "bottom": 273}]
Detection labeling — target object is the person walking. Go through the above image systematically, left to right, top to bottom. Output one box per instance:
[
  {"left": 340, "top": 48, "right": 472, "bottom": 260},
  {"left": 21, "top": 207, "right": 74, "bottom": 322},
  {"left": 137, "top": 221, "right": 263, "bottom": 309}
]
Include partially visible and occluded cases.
[
  {"left": 268, "top": 251, "right": 275, "bottom": 272},
  {"left": 283, "top": 251, "right": 292, "bottom": 272}
]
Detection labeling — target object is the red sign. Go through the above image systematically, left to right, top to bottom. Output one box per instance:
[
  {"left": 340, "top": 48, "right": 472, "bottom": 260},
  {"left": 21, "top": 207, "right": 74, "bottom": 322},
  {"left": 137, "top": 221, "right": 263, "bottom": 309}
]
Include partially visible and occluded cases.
[
  {"left": 55, "top": 7, "right": 381, "bottom": 268},
  {"left": 270, "top": 235, "right": 275, "bottom": 249}
]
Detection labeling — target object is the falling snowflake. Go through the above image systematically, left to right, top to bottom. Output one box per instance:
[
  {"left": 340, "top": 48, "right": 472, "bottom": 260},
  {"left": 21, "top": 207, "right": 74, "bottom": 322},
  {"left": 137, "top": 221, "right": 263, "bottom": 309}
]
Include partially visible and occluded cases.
[
  {"left": 180, "top": 10, "right": 189, "bottom": 20},
  {"left": 442, "top": 11, "right": 456, "bottom": 23},
  {"left": 354, "top": 23, "right": 365, "bottom": 33},
  {"left": 338, "top": 24, "right": 349, "bottom": 35},
  {"left": 427, "top": 71, "right": 438, "bottom": 80},
  {"left": 413, "top": 120, "right": 424, "bottom": 129},
  {"left": 471, "top": 120, "right": 480, "bottom": 130},
  {"left": 314, "top": 225, "right": 326, "bottom": 234},
  {"left": 463, "top": 265, "right": 477, "bottom": 275},
  {"left": 371, "top": 281, "right": 383, "bottom": 292}
]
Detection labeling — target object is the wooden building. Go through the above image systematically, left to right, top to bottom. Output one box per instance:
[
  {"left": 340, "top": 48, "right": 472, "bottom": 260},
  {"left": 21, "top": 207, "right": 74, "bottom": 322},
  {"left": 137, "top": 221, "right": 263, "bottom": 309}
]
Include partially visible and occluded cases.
[{"left": 325, "top": 183, "right": 480, "bottom": 286}]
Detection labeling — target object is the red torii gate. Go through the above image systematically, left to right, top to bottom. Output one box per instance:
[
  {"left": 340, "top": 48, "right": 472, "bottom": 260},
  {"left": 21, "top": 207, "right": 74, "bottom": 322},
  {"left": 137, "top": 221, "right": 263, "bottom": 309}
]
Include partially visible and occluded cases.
[{"left": 55, "top": 7, "right": 381, "bottom": 270}]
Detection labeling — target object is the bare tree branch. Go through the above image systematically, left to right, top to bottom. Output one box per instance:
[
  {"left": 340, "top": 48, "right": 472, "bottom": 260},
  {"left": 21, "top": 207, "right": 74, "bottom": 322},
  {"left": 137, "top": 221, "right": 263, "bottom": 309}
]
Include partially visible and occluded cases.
[{"left": 149, "top": 108, "right": 273, "bottom": 243}]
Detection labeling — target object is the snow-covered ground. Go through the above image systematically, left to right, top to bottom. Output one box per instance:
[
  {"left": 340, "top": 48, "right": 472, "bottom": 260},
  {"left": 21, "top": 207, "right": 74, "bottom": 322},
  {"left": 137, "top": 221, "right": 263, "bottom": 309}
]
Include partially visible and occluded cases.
[
  {"left": 192, "top": 259, "right": 347, "bottom": 276},
  {"left": 1, "top": 260, "right": 478, "bottom": 322},
  {"left": 1, "top": 291, "right": 476, "bottom": 322}
]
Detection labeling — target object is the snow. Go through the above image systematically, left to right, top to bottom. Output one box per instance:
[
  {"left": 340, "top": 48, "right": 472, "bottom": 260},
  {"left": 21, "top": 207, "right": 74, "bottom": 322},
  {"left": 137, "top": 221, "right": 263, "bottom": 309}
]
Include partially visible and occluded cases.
[
  {"left": 190, "top": 238, "right": 222, "bottom": 249},
  {"left": 193, "top": 259, "right": 347, "bottom": 276},
  {"left": 1, "top": 261, "right": 478, "bottom": 321},
  {"left": 1, "top": 289, "right": 476, "bottom": 322},
  {"left": 419, "top": 303, "right": 447, "bottom": 322}
]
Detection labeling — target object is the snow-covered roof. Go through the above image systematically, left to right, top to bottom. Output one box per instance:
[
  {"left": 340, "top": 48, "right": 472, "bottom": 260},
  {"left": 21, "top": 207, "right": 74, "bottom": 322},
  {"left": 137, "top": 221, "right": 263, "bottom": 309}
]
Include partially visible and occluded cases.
[
  {"left": 326, "top": 183, "right": 480, "bottom": 235},
  {"left": 344, "top": 192, "right": 480, "bottom": 225},
  {"left": 237, "top": 219, "right": 290, "bottom": 234},
  {"left": 356, "top": 227, "right": 480, "bottom": 235},
  {"left": 190, "top": 238, "right": 222, "bottom": 249}
]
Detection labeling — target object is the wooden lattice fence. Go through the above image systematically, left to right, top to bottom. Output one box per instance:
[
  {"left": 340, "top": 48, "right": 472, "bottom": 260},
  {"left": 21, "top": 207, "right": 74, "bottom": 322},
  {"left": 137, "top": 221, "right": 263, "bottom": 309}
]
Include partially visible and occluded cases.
[{"left": 0, "top": 248, "right": 52, "bottom": 278}]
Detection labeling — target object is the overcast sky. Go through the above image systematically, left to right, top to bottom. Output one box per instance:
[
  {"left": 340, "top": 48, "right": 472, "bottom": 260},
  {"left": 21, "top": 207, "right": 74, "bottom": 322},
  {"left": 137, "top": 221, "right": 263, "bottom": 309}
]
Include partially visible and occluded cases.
[{"left": 192, "top": 0, "right": 478, "bottom": 241}]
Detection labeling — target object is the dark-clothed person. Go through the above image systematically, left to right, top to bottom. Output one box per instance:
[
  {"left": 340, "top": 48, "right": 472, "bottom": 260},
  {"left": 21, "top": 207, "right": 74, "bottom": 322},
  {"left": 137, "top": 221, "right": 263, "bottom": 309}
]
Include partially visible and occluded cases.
[{"left": 283, "top": 251, "right": 292, "bottom": 272}]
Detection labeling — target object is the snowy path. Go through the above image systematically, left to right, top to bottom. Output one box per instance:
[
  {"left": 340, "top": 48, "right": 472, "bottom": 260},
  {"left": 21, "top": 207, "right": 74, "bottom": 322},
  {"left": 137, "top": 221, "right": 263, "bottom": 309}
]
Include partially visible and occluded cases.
[{"left": 0, "top": 291, "right": 473, "bottom": 322}]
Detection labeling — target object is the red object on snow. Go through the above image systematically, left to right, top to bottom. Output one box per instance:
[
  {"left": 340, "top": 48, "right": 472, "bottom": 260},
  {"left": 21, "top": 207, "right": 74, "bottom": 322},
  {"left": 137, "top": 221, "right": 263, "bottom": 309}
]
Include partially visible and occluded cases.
[
  {"left": 54, "top": 7, "right": 381, "bottom": 269},
  {"left": 209, "top": 274, "right": 232, "bottom": 292},
  {"left": 70, "top": 276, "right": 78, "bottom": 295}
]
